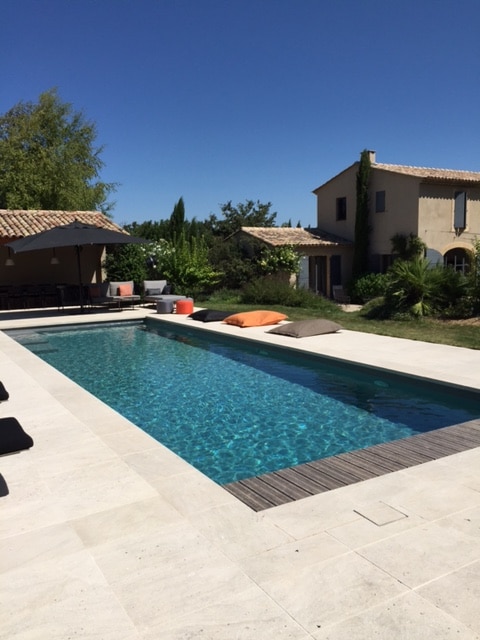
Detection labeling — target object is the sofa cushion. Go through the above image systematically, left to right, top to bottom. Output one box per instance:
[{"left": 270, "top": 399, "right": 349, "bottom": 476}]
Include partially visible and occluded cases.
[
  {"left": 144, "top": 280, "right": 167, "bottom": 295},
  {"left": 117, "top": 284, "right": 133, "bottom": 296},
  {"left": 146, "top": 288, "right": 163, "bottom": 296},
  {"left": 188, "top": 309, "right": 233, "bottom": 323},
  {"left": 223, "top": 310, "right": 287, "bottom": 328},
  {"left": 267, "top": 318, "right": 342, "bottom": 338}
]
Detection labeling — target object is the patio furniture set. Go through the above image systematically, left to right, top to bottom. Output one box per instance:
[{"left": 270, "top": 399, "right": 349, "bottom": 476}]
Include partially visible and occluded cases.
[{"left": 87, "top": 279, "right": 193, "bottom": 314}]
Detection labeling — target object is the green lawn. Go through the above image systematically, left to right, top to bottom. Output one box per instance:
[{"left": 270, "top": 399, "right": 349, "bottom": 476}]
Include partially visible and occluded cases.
[{"left": 201, "top": 297, "right": 480, "bottom": 350}]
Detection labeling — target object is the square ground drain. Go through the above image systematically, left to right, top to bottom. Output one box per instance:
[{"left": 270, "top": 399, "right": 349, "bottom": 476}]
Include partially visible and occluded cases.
[{"left": 354, "top": 501, "right": 407, "bottom": 526}]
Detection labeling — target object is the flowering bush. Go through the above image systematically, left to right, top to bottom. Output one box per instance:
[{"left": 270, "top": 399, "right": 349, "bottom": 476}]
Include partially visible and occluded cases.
[{"left": 257, "top": 245, "right": 301, "bottom": 276}]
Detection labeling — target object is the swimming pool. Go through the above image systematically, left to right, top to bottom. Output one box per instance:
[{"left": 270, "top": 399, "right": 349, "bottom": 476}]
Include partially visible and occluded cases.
[{"left": 8, "top": 320, "right": 480, "bottom": 484}]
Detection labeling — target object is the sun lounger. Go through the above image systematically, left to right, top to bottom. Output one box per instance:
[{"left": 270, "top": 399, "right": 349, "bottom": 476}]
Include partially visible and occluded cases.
[{"left": 0, "top": 417, "right": 34, "bottom": 455}]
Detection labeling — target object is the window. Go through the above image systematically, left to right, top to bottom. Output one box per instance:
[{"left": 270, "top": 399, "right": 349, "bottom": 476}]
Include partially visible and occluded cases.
[
  {"left": 375, "top": 190, "right": 386, "bottom": 213},
  {"left": 454, "top": 191, "right": 467, "bottom": 230},
  {"left": 336, "top": 197, "right": 347, "bottom": 221},
  {"left": 444, "top": 248, "right": 470, "bottom": 274},
  {"left": 380, "top": 254, "right": 395, "bottom": 273}
]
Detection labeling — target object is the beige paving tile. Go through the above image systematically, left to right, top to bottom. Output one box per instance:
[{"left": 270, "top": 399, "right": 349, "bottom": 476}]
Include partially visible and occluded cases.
[
  {"left": 100, "top": 422, "right": 162, "bottom": 455},
  {"left": 124, "top": 442, "right": 198, "bottom": 480},
  {"left": 407, "top": 450, "right": 480, "bottom": 493},
  {"left": 46, "top": 458, "right": 158, "bottom": 520},
  {"left": 153, "top": 468, "right": 238, "bottom": 515},
  {"left": 0, "top": 469, "right": 65, "bottom": 538},
  {"left": 391, "top": 475, "right": 480, "bottom": 521},
  {"left": 264, "top": 488, "right": 360, "bottom": 539},
  {"left": 71, "top": 495, "right": 184, "bottom": 547},
  {"left": 189, "top": 500, "right": 295, "bottom": 560},
  {"left": 353, "top": 501, "right": 408, "bottom": 525},
  {"left": 326, "top": 505, "right": 425, "bottom": 549},
  {"left": 433, "top": 505, "right": 480, "bottom": 543},
  {"left": 358, "top": 520, "right": 480, "bottom": 588},
  {"left": 0, "top": 522, "right": 84, "bottom": 574},
  {"left": 92, "top": 522, "right": 254, "bottom": 628},
  {"left": 240, "top": 531, "right": 349, "bottom": 578},
  {"left": 0, "top": 551, "right": 141, "bottom": 640},
  {"left": 246, "top": 551, "right": 408, "bottom": 633},
  {"left": 416, "top": 561, "right": 480, "bottom": 635},
  {"left": 144, "top": 583, "right": 311, "bottom": 640},
  {"left": 312, "top": 591, "right": 478, "bottom": 639}
]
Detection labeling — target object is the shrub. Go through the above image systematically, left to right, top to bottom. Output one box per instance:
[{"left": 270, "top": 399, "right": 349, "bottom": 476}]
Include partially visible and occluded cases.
[
  {"left": 351, "top": 273, "right": 389, "bottom": 303},
  {"left": 240, "top": 277, "right": 331, "bottom": 310}
]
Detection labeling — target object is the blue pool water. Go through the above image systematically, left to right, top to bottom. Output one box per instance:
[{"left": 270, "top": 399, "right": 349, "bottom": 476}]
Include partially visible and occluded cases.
[{"left": 9, "top": 320, "right": 480, "bottom": 484}]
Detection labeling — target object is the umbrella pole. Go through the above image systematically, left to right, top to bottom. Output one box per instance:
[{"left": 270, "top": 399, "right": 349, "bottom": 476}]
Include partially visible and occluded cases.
[{"left": 75, "top": 246, "right": 85, "bottom": 313}]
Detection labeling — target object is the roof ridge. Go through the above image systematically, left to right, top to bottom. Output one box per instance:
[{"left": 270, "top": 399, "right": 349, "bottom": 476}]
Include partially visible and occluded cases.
[{"left": 375, "top": 162, "right": 480, "bottom": 174}]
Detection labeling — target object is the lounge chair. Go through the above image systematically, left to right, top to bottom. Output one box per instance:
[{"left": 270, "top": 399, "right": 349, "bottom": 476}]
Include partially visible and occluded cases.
[
  {"left": 143, "top": 280, "right": 188, "bottom": 305},
  {"left": 88, "top": 281, "right": 141, "bottom": 309},
  {"left": 332, "top": 285, "right": 351, "bottom": 304},
  {"left": 0, "top": 417, "right": 34, "bottom": 455}
]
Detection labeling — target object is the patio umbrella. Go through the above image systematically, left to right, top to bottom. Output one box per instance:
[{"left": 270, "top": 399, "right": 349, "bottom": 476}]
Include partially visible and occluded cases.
[{"left": 6, "top": 221, "right": 148, "bottom": 311}]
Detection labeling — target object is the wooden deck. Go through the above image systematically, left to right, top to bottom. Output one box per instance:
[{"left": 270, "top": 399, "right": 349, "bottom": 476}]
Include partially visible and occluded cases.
[{"left": 223, "top": 419, "right": 480, "bottom": 511}]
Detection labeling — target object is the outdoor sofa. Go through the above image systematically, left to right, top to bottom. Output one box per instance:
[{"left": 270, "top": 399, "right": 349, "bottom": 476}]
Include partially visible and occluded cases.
[
  {"left": 143, "top": 280, "right": 188, "bottom": 305},
  {"left": 88, "top": 281, "right": 141, "bottom": 309}
]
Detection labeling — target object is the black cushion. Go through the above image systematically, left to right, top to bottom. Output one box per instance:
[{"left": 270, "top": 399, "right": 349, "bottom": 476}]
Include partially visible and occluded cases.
[
  {"left": 162, "top": 284, "right": 172, "bottom": 294},
  {"left": 188, "top": 309, "right": 233, "bottom": 323},
  {"left": 267, "top": 318, "right": 342, "bottom": 338},
  {"left": 0, "top": 381, "right": 9, "bottom": 402},
  {"left": 0, "top": 417, "right": 34, "bottom": 455},
  {"left": 0, "top": 473, "right": 8, "bottom": 497}
]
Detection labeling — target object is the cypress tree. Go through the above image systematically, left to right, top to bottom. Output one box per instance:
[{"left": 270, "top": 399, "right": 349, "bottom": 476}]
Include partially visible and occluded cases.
[{"left": 352, "top": 149, "right": 372, "bottom": 279}]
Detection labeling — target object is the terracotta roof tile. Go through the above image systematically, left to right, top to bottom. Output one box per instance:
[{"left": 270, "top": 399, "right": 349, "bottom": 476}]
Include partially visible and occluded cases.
[
  {"left": 373, "top": 163, "right": 480, "bottom": 183},
  {"left": 0, "top": 210, "right": 127, "bottom": 241},
  {"left": 240, "top": 227, "right": 352, "bottom": 247}
]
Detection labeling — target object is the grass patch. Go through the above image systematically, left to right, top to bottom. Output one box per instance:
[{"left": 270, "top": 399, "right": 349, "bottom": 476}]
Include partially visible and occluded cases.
[{"left": 201, "top": 294, "right": 480, "bottom": 350}]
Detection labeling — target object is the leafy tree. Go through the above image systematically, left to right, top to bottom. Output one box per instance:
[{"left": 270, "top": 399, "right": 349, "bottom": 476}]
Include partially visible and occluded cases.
[
  {"left": 0, "top": 88, "right": 116, "bottom": 212},
  {"left": 352, "top": 149, "right": 371, "bottom": 279},
  {"left": 126, "top": 198, "right": 204, "bottom": 244},
  {"left": 206, "top": 199, "right": 277, "bottom": 237},
  {"left": 125, "top": 219, "right": 171, "bottom": 242},
  {"left": 390, "top": 233, "right": 426, "bottom": 260}
]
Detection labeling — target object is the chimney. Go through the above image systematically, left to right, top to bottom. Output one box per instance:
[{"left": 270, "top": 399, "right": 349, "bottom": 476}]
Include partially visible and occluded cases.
[{"left": 367, "top": 150, "right": 376, "bottom": 163}]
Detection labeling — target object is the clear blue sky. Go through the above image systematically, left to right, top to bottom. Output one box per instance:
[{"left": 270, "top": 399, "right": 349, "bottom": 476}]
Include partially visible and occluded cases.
[{"left": 2, "top": 0, "right": 479, "bottom": 228}]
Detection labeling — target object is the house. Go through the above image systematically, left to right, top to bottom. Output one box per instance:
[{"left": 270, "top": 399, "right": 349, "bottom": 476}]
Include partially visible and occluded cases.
[
  {"left": 313, "top": 151, "right": 480, "bottom": 287},
  {"left": 241, "top": 152, "right": 480, "bottom": 298},
  {"left": 0, "top": 210, "right": 127, "bottom": 308}
]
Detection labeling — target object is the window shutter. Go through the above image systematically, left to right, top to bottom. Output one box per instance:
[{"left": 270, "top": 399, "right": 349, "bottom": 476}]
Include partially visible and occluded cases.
[{"left": 454, "top": 191, "right": 466, "bottom": 229}]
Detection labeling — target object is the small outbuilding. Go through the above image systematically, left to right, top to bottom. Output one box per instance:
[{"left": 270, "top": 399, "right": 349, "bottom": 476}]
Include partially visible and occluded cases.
[
  {"left": 0, "top": 209, "right": 128, "bottom": 309},
  {"left": 238, "top": 226, "right": 353, "bottom": 298}
]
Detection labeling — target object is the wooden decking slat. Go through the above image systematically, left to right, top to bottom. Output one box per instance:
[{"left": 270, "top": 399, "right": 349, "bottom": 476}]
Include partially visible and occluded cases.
[
  {"left": 224, "top": 419, "right": 480, "bottom": 511},
  {"left": 273, "top": 467, "right": 329, "bottom": 493}
]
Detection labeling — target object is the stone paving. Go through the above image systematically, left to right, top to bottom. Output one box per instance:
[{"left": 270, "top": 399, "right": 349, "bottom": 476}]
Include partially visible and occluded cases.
[{"left": 1, "top": 306, "right": 480, "bottom": 639}]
